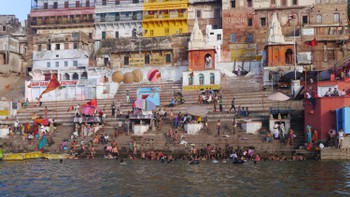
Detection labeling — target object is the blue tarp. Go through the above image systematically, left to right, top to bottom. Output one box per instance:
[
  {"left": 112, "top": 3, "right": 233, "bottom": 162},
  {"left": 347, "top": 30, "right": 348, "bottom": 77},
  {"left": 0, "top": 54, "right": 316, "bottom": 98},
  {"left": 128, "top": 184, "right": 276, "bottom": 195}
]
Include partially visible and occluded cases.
[
  {"left": 137, "top": 87, "right": 161, "bottom": 106},
  {"left": 336, "top": 107, "right": 350, "bottom": 134}
]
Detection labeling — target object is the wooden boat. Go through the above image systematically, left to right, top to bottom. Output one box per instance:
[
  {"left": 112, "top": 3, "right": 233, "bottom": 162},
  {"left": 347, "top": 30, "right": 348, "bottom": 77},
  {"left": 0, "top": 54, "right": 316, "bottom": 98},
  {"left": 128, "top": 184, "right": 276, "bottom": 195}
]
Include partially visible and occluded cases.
[{"left": 2, "top": 152, "right": 68, "bottom": 161}]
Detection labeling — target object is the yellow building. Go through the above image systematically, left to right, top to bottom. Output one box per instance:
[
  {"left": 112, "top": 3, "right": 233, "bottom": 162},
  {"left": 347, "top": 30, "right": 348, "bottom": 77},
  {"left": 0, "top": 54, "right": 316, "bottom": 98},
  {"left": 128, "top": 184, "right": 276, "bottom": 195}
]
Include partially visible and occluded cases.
[{"left": 143, "top": 0, "right": 188, "bottom": 37}]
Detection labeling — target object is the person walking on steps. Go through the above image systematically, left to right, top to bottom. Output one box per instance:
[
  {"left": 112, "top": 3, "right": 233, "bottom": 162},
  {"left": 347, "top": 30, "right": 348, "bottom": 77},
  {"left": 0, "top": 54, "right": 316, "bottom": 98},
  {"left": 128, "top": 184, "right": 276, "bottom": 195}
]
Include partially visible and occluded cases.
[
  {"left": 126, "top": 90, "right": 130, "bottom": 103},
  {"left": 230, "top": 98, "right": 236, "bottom": 112},
  {"left": 111, "top": 102, "right": 116, "bottom": 117}
]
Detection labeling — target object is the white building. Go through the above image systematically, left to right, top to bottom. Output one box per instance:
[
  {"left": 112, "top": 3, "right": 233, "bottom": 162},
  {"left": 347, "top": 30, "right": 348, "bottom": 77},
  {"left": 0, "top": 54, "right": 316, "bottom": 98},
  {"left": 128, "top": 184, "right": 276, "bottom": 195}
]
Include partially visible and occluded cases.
[
  {"left": 95, "top": 0, "right": 144, "bottom": 42},
  {"left": 205, "top": 25, "right": 222, "bottom": 63},
  {"left": 25, "top": 31, "right": 118, "bottom": 102}
]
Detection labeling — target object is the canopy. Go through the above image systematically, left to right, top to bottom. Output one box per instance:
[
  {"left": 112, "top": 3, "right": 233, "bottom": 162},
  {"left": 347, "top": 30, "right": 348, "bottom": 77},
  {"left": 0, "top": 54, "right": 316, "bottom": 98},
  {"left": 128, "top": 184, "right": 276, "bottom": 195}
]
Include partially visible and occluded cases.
[
  {"left": 281, "top": 71, "right": 302, "bottom": 82},
  {"left": 267, "top": 92, "right": 290, "bottom": 101},
  {"left": 134, "top": 98, "right": 156, "bottom": 111},
  {"left": 186, "top": 105, "right": 208, "bottom": 117}
]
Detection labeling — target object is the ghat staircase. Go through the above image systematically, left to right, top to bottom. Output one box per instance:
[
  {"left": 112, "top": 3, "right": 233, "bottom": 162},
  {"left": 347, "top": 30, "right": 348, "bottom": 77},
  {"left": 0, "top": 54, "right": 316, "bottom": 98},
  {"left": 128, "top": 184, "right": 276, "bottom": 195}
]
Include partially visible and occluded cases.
[{"left": 0, "top": 74, "right": 306, "bottom": 157}]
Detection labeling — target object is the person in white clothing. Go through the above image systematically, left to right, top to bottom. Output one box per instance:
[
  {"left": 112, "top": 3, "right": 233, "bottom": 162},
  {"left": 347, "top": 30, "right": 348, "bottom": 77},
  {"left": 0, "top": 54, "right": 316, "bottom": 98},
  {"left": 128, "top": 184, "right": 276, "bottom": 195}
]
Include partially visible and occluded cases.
[{"left": 338, "top": 128, "right": 345, "bottom": 149}]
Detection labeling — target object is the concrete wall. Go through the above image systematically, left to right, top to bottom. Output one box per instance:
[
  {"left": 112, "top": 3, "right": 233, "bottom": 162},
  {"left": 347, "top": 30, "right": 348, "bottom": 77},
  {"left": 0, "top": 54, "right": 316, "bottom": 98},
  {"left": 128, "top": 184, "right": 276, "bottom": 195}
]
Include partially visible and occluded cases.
[{"left": 33, "top": 49, "right": 89, "bottom": 70}]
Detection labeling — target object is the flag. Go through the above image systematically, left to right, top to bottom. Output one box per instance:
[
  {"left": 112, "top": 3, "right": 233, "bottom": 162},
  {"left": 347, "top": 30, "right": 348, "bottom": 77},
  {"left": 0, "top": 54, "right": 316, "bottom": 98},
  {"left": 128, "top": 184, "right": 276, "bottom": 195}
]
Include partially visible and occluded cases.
[
  {"left": 304, "top": 38, "right": 317, "bottom": 47},
  {"left": 37, "top": 75, "right": 61, "bottom": 102},
  {"left": 84, "top": 98, "right": 97, "bottom": 107}
]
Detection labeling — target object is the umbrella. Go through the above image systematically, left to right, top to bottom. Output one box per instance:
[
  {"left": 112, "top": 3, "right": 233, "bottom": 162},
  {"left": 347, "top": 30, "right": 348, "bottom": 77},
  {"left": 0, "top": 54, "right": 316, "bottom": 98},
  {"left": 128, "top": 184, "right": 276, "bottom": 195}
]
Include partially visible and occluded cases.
[
  {"left": 147, "top": 69, "right": 161, "bottom": 82},
  {"left": 267, "top": 92, "right": 290, "bottom": 101},
  {"left": 267, "top": 92, "right": 290, "bottom": 111},
  {"left": 186, "top": 105, "right": 208, "bottom": 117},
  {"left": 80, "top": 106, "right": 100, "bottom": 116}
]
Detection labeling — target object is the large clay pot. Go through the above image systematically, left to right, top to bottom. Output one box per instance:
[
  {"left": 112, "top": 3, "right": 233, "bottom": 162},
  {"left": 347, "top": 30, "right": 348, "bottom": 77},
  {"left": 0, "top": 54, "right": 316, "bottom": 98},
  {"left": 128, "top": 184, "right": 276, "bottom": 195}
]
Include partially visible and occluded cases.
[
  {"left": 132, "top": 69, "right": 143, "bottom": 82},
  {"left": 112, "top": 71, "right": 124, "bottom": 83},
  {"left": 123, "top": 72, "right": 134, "bottom": 84}
]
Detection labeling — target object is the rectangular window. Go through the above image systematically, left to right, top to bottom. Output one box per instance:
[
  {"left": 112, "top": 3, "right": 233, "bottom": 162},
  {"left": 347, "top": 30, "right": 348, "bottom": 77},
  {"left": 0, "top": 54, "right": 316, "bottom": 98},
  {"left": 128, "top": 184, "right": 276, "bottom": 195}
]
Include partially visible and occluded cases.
[
  {"left": 86, "top": 0, "right": 90, "bottom": 7},
  {"left": 102, "top": 0, "right": 107, "bottom": 5},
  {"left": 115, "top": 0, "right": 120, "bottom": 5},
  {"left": 133, "top": 0, "right": 139, "bottom": 3},
  {"left": 231, "top": 0, "right": 236, "bottom": 8},
  {"left": 247, "top": 0, "right": 252, "bottom": 7},
  {"left": 271, "top": 0, "right": 276, "bottom": 4},
  {"left": 282, "top": 0, "right": 287, "bottom": 6},
  {"left": 292, "top": 0, "right": 297, "bottom": 5},
  {"left": 64, "top": 1, "right": 69, "bottom": 8},
  {"left": 76, "top": 1, "right": 80, "bottom": 7},
  {"left": 53, "top": 2, "right": 58, "bottom": 9},
  {"left": 44, "top": 3, "right": 48, "bottom": 9},
  {"left": 214, "top": 8, "right": 221, "bottom": 18},
  {"left": 196, "top": 10, "right": 202, "bottom": 18},
  {"left": 132, "top": 12, "right": 137, "bottom": 20},
  {"left": 115, "top": 13, "right": 120, "bottom": 21},
  {"left": 334, "top": 13, "right": 340, "bottom": 23},
  {"left": 101, "top": 14, "right": 106, "bottom": 22},
  {"left": 316, "top": 15, "right": 322, "bottom": 23},
  {"left": 302, "top": 16, "right": 308, "bottom": 24},
  {"left": 260, "top": 17, "right": 266, "bottom": 26},
  {"left": 248, "top": 18, "right": 253, "bottom": 26},
  {"left": 2, "top": 26, "right": 5, "bottom": 31},
  {"left": 165, "top": 28, "right": 169, "bottom": 35},
  {"left": 150, "top": 30, "right": 154, "bottom": 36},
  {"left": 115, "top": 31, "right": 119, "bottom": 38},
  {"left": 102, "top": 32, "right": 106, "bottom": 40},
  {"left": 89, "top": 33, "right": 93, "bottom": 39},
  {"left": 246, "top": 33, "right": 254, "bottom": 43},
  {"left": 217, "top": 34, "right": 222, "bottom": 41},
  {"left": 231, "top": 34, "right": 236, "bottom": 43},
  {"left": 64, "top": 43, "right": 69, "bottom": 49},
  {"left": 73, "top": 43, "right": 78, "bottom": 49},
  {"left": 47, "top": 44, "right": 51, "bottom": 51},
  {"left": 55, "top": 44, "right": 60, "bottom": 50},
  {"left": 38, "top": 45, "right": 42, "bottom": 51},
  {"left": 145, "top": 54, "right": 150, "bottom": 64},
  {"left": 166, "top": 54, "right": 171, "bottom": 63},
  {"left": 124, "top": 56, "right": 129, "bottom": 65},
  {"left": 104, "top": 58, "right": 109, "bottom": 66},
  {"left": 64, "top": 61, "right": 68, "bottom": 67},
  {"left": 73, "top": 61, "right": 78, "bottom": 66},
  {"left": 47, "top": 62, "right": 51, "bottom": 68},
  {"left": 55, "top": 62, "right": 59, "bottom": 67}
]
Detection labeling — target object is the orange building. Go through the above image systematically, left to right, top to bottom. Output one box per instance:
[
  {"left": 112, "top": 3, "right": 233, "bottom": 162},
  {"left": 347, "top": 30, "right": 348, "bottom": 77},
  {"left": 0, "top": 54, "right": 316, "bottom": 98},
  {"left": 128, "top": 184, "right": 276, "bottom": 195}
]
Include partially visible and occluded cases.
[{"left": 265, "top": 44, "right": 294, "bottom": 67}]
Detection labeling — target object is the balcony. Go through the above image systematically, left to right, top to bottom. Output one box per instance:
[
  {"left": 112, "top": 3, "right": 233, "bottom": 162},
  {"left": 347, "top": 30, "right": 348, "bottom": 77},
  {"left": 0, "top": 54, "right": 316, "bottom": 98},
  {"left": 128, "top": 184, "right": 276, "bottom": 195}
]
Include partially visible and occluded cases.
[
  {"left": 144, "top": 0, "right": 187, "bottom": 3},
  {"left": 31, "top": 2, "right": 95, "bottom": 10},
  {"left": 143, "top": 13, "right": 187, "bottom": 20},
  {"left": 95, "top": 16, "right": 142, "bottom": 23},
  {"left": 31, "top": 19, "right": 94, "bottom": 27},
  {"left": 302, "top": 26, "right": 349, "bottom": 41}
]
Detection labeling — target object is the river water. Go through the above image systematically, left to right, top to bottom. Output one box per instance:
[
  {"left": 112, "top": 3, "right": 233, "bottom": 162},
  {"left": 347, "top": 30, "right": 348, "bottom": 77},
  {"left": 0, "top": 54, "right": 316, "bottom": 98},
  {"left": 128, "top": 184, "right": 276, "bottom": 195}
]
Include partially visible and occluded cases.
[{"left": 0, "top": 159, "right": 350, "bottom": 196}]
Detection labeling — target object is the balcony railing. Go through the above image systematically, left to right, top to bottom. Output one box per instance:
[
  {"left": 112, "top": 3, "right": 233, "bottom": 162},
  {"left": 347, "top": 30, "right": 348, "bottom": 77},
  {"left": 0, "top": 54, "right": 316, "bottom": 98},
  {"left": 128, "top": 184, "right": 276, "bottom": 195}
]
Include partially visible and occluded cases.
[
  {"left": 144, "top": 0, "right": 186, "bottom": 3},
  {"left": 31, "top": 2, "right": 95, "bottom": 10},
  {"left": 143, "top": 13, "right": 187, "bottom": 20},
  {"left": 95, "top": 16, "right": 142, "bottom": 22},
  {"left": 31, "top": 19, "right": 94, "bottom": 26}
]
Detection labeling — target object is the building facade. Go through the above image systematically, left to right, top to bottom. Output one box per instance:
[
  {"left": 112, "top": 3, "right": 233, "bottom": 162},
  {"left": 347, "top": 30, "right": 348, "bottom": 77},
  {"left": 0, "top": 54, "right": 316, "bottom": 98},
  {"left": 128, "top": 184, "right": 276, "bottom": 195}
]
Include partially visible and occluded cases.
[
  {"left": 95, "top": 0, "right": 143, "bottom": 41},
  {"left": 142, "top": 0, "right": 188, "bottom": 37},
  {"left": 188, "top": 0, "right": 222, "bottom": 32}
]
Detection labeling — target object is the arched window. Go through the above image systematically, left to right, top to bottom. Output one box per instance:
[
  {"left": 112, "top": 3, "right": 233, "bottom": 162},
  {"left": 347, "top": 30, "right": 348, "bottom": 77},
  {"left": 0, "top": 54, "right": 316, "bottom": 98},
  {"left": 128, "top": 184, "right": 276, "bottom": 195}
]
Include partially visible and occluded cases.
[
  {"left": 285, "top": 49, "right": 293, "bottom": 64},
  {"left": 205, "top": 54, "right": 212, "bottom": 69},
  {"left": 81, "top": 72, "right": 88, "bottom": 79},
  {"left": 63, "top": 73, "right": 70, "bottom": 80},
  {"left": 72, "top": 73, "right": 79, "bottom": 80},
  {"left": 199, "top": 73, "right": 204, "bottom": 85},
  {"left": 210, "top": 73, "right": 215, "bottom": 84},
  {"left": 188, "top": 74, "right": 193, "bottom": 85}
]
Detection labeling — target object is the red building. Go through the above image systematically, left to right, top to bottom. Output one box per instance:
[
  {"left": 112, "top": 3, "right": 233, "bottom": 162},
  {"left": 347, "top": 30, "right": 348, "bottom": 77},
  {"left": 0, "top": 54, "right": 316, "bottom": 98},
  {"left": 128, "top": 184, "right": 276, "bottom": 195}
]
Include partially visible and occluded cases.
[{"left": 304, "top": 78, "right": 350, "bottom": 141}]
